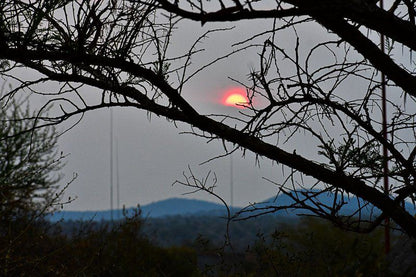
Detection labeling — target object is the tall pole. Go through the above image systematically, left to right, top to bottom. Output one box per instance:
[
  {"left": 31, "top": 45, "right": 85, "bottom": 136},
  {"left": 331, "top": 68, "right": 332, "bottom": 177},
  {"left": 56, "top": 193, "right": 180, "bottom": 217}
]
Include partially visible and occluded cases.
[
  {"left": 380, "top": 0, "right": 390, "bottom": 254},
  {"left": 110, "top": 109, "right": 114, "bottom": 222},
  {"left": 116, "top": 138, "right": 120, "bottom": 219},
  {"left": 230, "top": 154, "right": 234, "bottom": 208}
]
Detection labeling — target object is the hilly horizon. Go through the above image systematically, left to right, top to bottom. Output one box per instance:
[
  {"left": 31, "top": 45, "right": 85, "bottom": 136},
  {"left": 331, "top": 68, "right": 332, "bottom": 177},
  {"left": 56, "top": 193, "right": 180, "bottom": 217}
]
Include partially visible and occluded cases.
[
  {"left": 49, "top": 191, "right": 416, "bottom": 222},
  {"left": 49, "top": 198, "right": 229, "bottom": 221}
]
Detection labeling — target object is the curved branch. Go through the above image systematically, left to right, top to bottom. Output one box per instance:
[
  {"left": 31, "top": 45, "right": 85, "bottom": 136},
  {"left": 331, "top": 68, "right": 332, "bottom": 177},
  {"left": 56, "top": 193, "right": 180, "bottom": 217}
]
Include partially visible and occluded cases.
[
  {"left": 154, "top": 0, "right": 305, "bottom": 24},
  {"left": 155, "top": 0, "right": 416, "bottom": 96},
  {"left": 156, "top": 0, "right": 416, "bottom": 52},
  {"left": 315, "top": 16, "right": 416, "bottom": 96},
  {"left": 0, "top": 48, "right": 199, "bottom": 117},
  {"left": 189, "top": 114, "right": 416, "bottom": 237}
]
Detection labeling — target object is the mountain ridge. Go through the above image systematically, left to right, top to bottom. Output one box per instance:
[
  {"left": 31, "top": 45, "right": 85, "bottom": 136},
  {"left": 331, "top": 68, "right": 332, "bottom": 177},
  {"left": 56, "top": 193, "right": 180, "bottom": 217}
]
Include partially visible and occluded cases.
[
  {"left": 48, "top": 192, "right": 416, "bottom": 221},
  {"left": 49, "top": 197, "right": 228, "bottom": 221}
]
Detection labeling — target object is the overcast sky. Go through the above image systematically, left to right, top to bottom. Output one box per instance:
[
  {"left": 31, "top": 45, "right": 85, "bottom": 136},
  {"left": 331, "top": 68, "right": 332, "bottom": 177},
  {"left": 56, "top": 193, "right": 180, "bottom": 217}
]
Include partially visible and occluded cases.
[
  {"left": 1, "top": 1, "right": 411, "bottom": 214},
  {"left": 4, "top": 12, "right": 345, "bottom": 211},
  {"left": 55, "top": 14, "right": 351, "bottom": 211},
  {"left": 55, "top": 18, "right": 298, "bottom": 211},
  {"left": 60, "top": 107, "right": 282, "bottom": 211}
]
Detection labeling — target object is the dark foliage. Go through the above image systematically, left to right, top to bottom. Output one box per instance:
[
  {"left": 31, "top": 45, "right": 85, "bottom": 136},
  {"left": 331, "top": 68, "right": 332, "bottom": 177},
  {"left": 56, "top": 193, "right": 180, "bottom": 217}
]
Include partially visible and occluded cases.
[
  {"left": 0, "top": 98, "right": 64, "bottom": 223},
  {"left": 0, "top": 210, "right": 199, "bottom": 276},
  {"left": 50, "top": 214, "right": 399, "bottom": 276}
]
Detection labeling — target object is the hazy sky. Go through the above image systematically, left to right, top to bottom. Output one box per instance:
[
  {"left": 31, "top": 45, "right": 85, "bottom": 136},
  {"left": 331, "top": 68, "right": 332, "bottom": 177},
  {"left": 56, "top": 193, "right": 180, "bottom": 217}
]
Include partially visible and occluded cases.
[
  {"left": 1, "top": 1, "right": 411, "bottom": 215},
  {"left": 5, "top": 12, "right": 339, "bottom": 211},
  {"left": 54, "top": 14, "right": 347, "bottom": 211},
  {"left": 57, "top": 19, "right": 294, "bottom": 211},
  {"left": 60, "top": 108, "right": 281, "bottom": 211}
]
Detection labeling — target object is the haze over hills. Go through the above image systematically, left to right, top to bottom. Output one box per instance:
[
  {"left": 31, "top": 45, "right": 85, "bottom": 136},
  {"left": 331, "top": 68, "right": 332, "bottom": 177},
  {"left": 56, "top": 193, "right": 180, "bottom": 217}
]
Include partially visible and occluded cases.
[
  {"left": 49, "top": 191, "right": 416, "bottom": 221},
  {"left": 249, "top": 191, "right": 416, "bottom": 218},
  {"left": 49, "top": 198, "right": 228, "bottom": 221}
]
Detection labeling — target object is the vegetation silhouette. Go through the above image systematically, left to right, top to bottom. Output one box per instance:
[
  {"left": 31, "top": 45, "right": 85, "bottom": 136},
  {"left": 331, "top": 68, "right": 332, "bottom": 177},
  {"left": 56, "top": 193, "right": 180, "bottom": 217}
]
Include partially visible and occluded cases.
[{"left": 1, "top": 0, "right": 416, "bottom": 236}]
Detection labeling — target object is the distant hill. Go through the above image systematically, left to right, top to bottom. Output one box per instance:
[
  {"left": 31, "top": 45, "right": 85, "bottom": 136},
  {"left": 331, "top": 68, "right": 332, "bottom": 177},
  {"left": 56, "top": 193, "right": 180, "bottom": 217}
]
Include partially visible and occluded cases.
[
  {"left": 244, "top": 190, "right": 416, "bottom": 218},
  {"left": 48, "top": 191, "right": 416, "bottom": 222},
  {"left": 48, "top": 198, "right": 228, "bottom": 221}
]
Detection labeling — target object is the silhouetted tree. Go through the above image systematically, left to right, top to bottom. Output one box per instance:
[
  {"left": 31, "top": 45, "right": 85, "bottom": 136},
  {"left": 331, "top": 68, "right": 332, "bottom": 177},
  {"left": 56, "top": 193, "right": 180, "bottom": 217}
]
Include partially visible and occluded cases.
[
  {"left": 0, "top": 0, "right": 416, "bottom": 237},
  {"left": 0, "top": 95, "right": 68, "bottom": 276},
  {"left": 0, "top": 97, "right": 64, "bottom": 222}
]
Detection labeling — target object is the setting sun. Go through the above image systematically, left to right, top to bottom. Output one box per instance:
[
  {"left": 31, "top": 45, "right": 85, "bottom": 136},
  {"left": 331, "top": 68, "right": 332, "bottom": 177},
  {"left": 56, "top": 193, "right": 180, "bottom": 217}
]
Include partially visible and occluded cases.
[{"left": 222, "top": 87, "right": 248, "bottom": 108}]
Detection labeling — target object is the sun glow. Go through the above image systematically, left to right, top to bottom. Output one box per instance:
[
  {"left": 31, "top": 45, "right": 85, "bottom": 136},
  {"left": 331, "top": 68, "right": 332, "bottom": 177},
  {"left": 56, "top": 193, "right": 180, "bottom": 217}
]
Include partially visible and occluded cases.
[{"left": 221, "top": 87, "right": 248, "bottom": 108}]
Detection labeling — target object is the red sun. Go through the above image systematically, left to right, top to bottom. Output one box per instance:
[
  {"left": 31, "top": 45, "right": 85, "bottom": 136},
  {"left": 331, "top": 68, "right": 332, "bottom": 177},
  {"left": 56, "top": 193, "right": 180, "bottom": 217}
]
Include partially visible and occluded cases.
[{"left": 221, "top": 87, "right": 249, "bottom": 108}]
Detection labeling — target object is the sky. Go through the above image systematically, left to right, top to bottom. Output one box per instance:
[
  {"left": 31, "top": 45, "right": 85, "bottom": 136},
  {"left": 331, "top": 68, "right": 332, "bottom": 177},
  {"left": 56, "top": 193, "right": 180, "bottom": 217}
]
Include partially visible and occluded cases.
[
  {"left": 3, "top": 7, "right": 382, "bottom": 212},
  {"left": 41, "top": 13, "right": 359, "bottom": 212},
  {"left": 56, "top": 19, "right": 296, "bottom": 211},
  {"left": 59, "top": 107, "right": 282, "bottom": 211}
]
